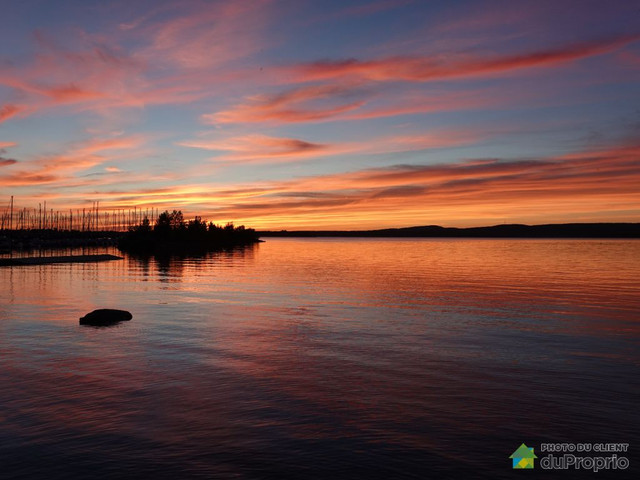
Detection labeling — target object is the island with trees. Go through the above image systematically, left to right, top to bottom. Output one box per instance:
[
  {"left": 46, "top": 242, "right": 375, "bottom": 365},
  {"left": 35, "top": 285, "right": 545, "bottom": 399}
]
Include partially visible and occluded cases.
[{"left": 118, "top": 210, "right": 261, "bottom": 254}]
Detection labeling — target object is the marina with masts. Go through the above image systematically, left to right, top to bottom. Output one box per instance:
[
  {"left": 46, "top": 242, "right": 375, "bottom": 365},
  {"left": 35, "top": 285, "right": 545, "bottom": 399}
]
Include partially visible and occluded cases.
[{"left": 1, "top": 196, "right": 161, "bottom": 232}]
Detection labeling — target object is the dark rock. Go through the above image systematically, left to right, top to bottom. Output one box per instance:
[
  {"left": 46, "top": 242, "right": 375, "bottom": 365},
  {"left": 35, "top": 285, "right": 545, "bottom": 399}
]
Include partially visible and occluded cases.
[{"left": 79, "top": 309, "right": 132, "bottom": 326}]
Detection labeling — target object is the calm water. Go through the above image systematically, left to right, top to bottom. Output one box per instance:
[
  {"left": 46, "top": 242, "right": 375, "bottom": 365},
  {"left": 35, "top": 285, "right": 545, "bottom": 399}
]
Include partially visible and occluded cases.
[{"left": 1, "top": 238, "right": 638, "bottom": 479}]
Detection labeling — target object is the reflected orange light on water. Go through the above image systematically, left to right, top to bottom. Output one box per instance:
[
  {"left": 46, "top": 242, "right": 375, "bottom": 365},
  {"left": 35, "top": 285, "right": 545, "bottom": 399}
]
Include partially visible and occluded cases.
[{"left": 1, "top": 239, "right": 638, "bottom": 477}]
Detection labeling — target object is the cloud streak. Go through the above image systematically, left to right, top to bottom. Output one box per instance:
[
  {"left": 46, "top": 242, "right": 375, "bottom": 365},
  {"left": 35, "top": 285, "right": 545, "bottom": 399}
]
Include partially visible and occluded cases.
[
  {"left": 135, "top": 0, "right": 272, "bottom": 70},
  {"left": 0, "top": 2, "right": 272, "bottom": 125},
  {"left": 208, "top": 34, "right": 639, "bottom": 126},
  {"left": 290, "top": 34, "right": 640, "bottom": 83},
  {"left": 206, "top": 84, "right": 368, "bottom": 124},
  {"left": 0, "top": 104, "right": 24, "bottom": 123},
  {"left": 180, "top": 129, "right": 481, "bottom": 165},
  {"left": 180, "top": 134, "right": 330, "bottom": 163},
  {"left": 0, "top": 135, "right": 146, "bottom": 186},
  {"left": 52, "top": 141, "right": 640, "bottom": 229},
  {"left": 206, "top": 146, "right": 639, "bottom": 228},
  {"left": 0, "top": 158, "right": 17, "bottom": 167}
]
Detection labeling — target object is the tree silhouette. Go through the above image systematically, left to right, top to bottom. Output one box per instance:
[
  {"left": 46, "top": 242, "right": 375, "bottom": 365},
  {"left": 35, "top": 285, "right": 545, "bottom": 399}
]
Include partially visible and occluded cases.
[{"left": 120, "top": 210, "right": 259, "bottom": 254}]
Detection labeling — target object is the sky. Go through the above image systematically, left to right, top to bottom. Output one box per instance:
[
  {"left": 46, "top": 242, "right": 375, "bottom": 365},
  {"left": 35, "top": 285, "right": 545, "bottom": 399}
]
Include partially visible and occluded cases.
[{"left": 1, "top": 0, "right": 639, "bottom": 229}]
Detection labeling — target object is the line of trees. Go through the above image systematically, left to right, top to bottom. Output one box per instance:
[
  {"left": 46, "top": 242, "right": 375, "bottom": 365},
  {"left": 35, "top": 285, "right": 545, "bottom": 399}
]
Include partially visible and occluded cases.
[{"left": 118, "top": 210, "right": 260, "bottom": 253}]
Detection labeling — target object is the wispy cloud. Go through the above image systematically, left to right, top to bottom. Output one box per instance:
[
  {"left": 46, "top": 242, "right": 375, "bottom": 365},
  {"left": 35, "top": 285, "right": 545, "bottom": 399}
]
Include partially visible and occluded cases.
[
  {"left": 135, "top": 0, "right": 272, "bottom": 70},
  {"left": 0, "top": 7, "right": 266, "bottom": 124},
  {"left": 207, "top": 34, "right": 639, "bottom": 126},
  {"left": 289, "top": 34, "right": 640, "bottom": 83},
  {"left": 0, "top": 42, "right": 143, "bottom": 119},
  {"left": 206, "top": 84, "right": 368, "bottom": 124},
  {"left": 0, "top": 104, "right": 24, "bottom": 123},
  {"left": 179, "top": 128, "right": 480, "bottom": 165},
  {"left": 63, "top": 134, "right": 626, "bottom": 217},
  {"left": 179, "top": 134, "right": 329, "bottom": 163},
  {"left": 0, "top": 135, "right": 146, "bottom": 186},
  {"left": 38, "top": 140, "right": 639, "bottom": 228},
  {"left": 166, "top": 141, "right": 640, "bottom": 228},
  {"left": 0, "top": 142, "right": 18, "bottom": 168},
  {"left": 0, "top": 157, "right": 18, "bottom": 168}
]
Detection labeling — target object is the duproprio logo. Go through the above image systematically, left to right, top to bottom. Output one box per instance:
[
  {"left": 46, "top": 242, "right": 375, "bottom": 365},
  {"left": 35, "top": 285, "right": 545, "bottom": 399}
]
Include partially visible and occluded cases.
[{"left": 510, "top": 443, "right": 538, "bottom": 469}]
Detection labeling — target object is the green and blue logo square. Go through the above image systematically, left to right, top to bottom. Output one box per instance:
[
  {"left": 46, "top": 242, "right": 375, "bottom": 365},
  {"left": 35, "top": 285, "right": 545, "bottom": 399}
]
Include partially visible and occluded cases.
[{"left": 510, "top": 443, "right": 537, "bottom": 469}]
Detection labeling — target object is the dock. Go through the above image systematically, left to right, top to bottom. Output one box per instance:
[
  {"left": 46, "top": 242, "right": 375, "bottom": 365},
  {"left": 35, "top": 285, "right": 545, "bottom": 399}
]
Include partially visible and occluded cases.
[{"left": 0, "top": 254, "right": 123, "bottom": 266}]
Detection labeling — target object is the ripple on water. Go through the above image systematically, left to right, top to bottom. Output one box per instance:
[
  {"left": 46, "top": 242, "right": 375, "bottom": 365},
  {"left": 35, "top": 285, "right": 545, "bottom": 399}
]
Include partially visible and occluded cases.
[{"left": 0, "top": 239, "right": 638, "bottom": 479}]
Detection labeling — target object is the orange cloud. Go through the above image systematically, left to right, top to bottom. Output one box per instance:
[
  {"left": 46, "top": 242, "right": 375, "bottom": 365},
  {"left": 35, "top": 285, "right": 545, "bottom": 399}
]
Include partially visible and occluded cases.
[
  {"left": 136, "top": 0, "right": 272, "bottom": 70},
  {"left": 0, "top": 1, "right": 281, "bottom": 131},
  {"left": 0, "top": 32, "right": 211, "bottom": 124},
  {"left": 198, "top": 33, "right": 638, "bottom": 128},
  {"left": 290, "top": 34, "right": 640, "bottom": 83},
  {"left": 208, "top": 74, "right": 576, "bottom": 126},
  {"left": 45, "top": 84, "right": 105, "bottom": 102},
  {"left": 206, "top": 84, "right": 367, "bottom": 124},
  {"left": 338, "top": 92, "right": 490, "bottom": 121},
  {"left": 0, "top": 104, "right": 24, "bottom": 123},
  {"left": 180, "top": 129, "right": 480, "bottom": 164},
  {"left": 180, "top": 134, "right": 329, "bottom": 163},
  {"left": 0, "top": 135, "right": 146, "bottom": 187},
  {"left": 38, "top": 140, "right": 638, "bottom": 230},
  {"left": 0, "top": 141, "right": 18, "bottom": 168},
  {"left": 168, "top": 141, "right": 640, "bottom": 229},
  {"left": 280, "top": 142, "right": 640, "bottom": 194},
  {"left": 0, "top": 158, "right": 17, "bottom": 167}
]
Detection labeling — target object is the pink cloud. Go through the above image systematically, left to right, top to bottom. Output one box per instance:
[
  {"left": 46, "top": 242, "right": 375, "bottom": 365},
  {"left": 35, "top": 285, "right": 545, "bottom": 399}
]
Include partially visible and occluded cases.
[
  {"left": 135, "top": 0, "right": 272, "bottom": 70},
  {"left": 0, "top": 1, "right": 280, "bottom": 129},
  {"left": 0, "top": 30, "right": 212, "bottom": 122},
  {"left": 290, "top": 34, "right": 640, "bottom": 83},
  {"left": 207, "top": 43, "right": 622, "bottom": 126},
  {"left": 45, "top": 84, "right": 105, "bottom": 102},
  {"left": 206, "top": 84, "right": 368, "bottom": 124},
  {"left": 337, "top": 89, "right": 499, "bottom": 121},
  {"left": 0, "top": 104, "right": 25, "bottom": 123},
  {"left": 179, "top": 128, "right": 481, "bottom": 164},
  {"left": 179, "top": 134, "right": 330, "bottom": 163},
  {"left": 0, "top": 135, "right": 146, "bottom": 187},
  {"left": 29, "top": 140, "right": 638, "bottom": 229},
  {"left": 0, "top": 141, "right": 18, "bottom": 168},
  {"left": 168, "top": 141, "right": 640, "bottom": 228},
  {"left": 0, "top": 159, "right": 18, "bottom": 167}
]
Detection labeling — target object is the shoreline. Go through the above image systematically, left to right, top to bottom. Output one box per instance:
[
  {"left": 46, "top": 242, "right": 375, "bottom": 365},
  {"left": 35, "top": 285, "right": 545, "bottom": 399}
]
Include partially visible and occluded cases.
[{"left": 258, "top": 222, "right": 640, "bottom": 238}]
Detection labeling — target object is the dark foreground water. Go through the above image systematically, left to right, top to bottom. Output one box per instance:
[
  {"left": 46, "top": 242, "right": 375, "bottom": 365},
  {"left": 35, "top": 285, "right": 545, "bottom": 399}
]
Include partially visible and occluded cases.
[{"left": 1, "top": 238, "right": 638, "bottom": 479}]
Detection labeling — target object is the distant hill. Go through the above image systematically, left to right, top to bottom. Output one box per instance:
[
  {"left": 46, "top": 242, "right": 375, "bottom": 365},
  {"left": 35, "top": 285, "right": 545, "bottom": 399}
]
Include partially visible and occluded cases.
[{"left": 258, "top": 223, "right": 640, "bottom": 238}]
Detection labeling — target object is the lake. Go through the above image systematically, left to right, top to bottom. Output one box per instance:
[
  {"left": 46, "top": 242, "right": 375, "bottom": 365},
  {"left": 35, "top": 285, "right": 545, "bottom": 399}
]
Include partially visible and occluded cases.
[{"left": 1, "top": 238, "right": 638, "bottom": 479}]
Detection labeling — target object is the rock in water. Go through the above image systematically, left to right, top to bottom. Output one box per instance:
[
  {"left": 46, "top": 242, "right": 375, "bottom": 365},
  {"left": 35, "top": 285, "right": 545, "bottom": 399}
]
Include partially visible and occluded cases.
[{"left": 79, "top": 309, "right": 132, "bottom": 326}]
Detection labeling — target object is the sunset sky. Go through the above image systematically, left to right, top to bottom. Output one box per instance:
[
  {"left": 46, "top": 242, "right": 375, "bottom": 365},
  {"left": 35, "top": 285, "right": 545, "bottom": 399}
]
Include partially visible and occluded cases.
[{"left": 1, "top": 0, "right": 639, "bottom": 229}]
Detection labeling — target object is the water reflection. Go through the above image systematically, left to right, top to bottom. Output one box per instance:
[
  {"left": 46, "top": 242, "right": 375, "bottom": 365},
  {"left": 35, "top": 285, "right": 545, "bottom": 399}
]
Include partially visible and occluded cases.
[
  {"left": 0, "top": 239, "right": 638, "bottom": 479},
  {"left": 126, "top": 244, "right": 259, "bottom": 283}
]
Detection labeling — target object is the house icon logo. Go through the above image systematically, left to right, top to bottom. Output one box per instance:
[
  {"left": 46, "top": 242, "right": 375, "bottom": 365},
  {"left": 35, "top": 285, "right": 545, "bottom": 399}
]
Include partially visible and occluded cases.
[{"left": 510, "top": 443, "right": 538, "bottom": 469}]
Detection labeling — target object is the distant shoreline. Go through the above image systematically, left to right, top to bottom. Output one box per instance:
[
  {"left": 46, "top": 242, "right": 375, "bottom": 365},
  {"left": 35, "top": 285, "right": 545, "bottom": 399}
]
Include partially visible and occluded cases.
[{"left": 258, "top": 223, "right": 640, "bottom": 238}]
